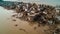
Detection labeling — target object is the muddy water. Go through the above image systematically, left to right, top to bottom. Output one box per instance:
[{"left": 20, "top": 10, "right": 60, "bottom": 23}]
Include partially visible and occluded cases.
[
  {"left": 0, "top": 0, "right": 60, "bottom": 34},
  {"left": 0, "top": 6, "right": 50, "bottom": 34}
]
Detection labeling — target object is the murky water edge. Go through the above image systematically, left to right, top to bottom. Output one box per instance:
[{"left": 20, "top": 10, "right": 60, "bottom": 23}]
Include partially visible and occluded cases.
[
  {"left": 0, "top": 3, "right": 60, "bottom": 34},
  {"left": 0, "top": 6, "right": 46, "bottom": 34}
]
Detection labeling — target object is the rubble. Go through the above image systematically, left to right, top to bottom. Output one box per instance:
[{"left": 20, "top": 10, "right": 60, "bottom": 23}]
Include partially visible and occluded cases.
[
  {"left": 2, "top": 2, "right": 60, "bottom": 34},
  {"left": 5, "top": 2, "right": 59, "bottom": 26},
  {"left": 53, "top": 28, "right": 60, "bottom": 34}
]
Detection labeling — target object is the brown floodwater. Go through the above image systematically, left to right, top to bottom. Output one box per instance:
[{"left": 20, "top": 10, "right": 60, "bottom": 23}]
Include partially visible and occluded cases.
[
  {"left": 0, "top": 6, "right": 51, "bottom": 34},
  {"left": 0, "top": 6, "right": 60, "bottom": 34}
]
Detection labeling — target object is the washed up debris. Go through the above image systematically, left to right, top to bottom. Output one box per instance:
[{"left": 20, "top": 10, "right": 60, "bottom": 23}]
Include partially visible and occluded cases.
[
  {"left": 3, "top": 2, "right": 60, "bottom": 34},
  {"left": 4, "top": 2, "right": 60, "bottom": 26},
  {"left": 57, "top": 11, "right": 60, "bottom": 16},
  {"left": 44, "top": 25, "right": 57, "bottom": 34},
  {"left": 53, "top": 28, "right": 60, "bottom": 34}
]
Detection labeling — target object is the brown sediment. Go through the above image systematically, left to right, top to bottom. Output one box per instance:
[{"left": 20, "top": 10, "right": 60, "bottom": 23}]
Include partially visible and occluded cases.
[{"left": 4, "top": 2, "right": 60, "bottom": 34}]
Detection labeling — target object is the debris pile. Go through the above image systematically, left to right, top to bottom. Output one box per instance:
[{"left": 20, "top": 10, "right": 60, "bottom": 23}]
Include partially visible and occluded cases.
[
  {"left": 3, "top": 2, "right": 60, "bottom": 34},
  {"left": 10, "top": 2, "right": 60, "bottom": 26},
  {"left": 53, "top": 28, "right": 60, "bottom": 34}
]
